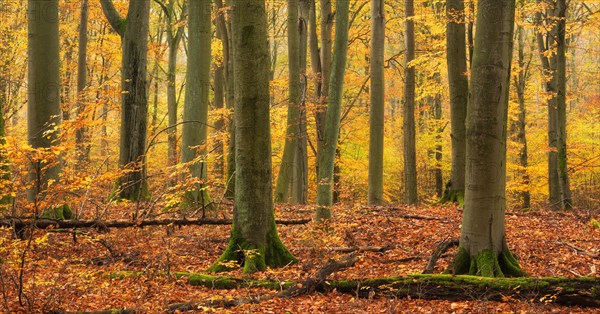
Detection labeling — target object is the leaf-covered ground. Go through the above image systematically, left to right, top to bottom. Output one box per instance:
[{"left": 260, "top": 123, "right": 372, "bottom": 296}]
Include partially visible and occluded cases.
[{"left": 1, "top": 203, "right": 599, "bottom": 313}]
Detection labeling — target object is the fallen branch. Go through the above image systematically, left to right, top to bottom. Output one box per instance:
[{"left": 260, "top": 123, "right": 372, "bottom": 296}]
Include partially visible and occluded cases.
[
  {"left": 1, "top": 217, "right": 310, "bottom": 232},
  {"left": 423, "top": 238, "right": 460, "bottom": 274},
  {"left": 557, "top": 241, "right": 600, "bottom": 259},
  {"left": 297, "top": 245, "right": 393, "bottom": 253},
  {"left": 166, "top": 253, "right": 359, "bottom": 311},
  {"left": 175, "top": 272, "right": 600, "bottom": 308}
]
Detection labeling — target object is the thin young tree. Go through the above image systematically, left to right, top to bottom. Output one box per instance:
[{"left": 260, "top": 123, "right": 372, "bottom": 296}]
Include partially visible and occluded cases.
[
  {"left": 75, "top": 0, "right": 90, "bottom": 164},
  {"left": 100, "top": 0, "right": 151, "bottom": 201},
  {"left": 180, "top": 0, "right": 212, "bottom": 208},
  {"left": 209, "top": 0, "right": 296, "bottom": 273},
  {"left": 274, "top": 0, "right": 302, "bottom": 203},
  {"left": 316, "top": 0, "right": 350, "bottom": 221},
  {"left": 368, "top": 0, "right": 385, "bottom": 205},
  {"left": 403, "top": 0, "right": 418, "bottom": 205},
  {"left": 441, "top": 0, "right": 468, "bottom": 204},
  {"left": 450, "top": 0, "right": 526, "bottom": 277}
]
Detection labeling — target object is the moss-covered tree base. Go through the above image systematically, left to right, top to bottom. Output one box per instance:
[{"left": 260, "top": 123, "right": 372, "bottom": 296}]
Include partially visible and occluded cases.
[
  {"left": 109, "top": 178, "right": 150, "bottom": 202},
  {"left": 176, "top": 188, "right": 213, "bottom": 212},
  {"left": 437, "top": 188, "right": 464, "bottom": 206},
  {"left": 40, "top": 204, "right": 73, "bottom": 220},
  {"left": 208, "top": 225, "right": 297, "bottom": 274},
  {"left": 449, "top": 247, "right": 526, "bottom": 277}
]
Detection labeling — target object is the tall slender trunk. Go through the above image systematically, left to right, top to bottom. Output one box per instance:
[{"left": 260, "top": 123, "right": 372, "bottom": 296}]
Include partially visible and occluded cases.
[
  {"left": 27, "top": 0, "right": 66, "bottom": 209},
  {"left": 76, "top": 0, "right": 90, "bottom": 165},
  {"left": 100, "top": 0, "right": 151, "bottom": 201},
  {"left": 181, "top": 0, "right": 212, "bottom": 208},
  {"left": 210, "top": 0, "right": 295, "bottom": 274},
  {"left": 216, "top": 0, "right": 236, "bottom": 199},
  {"left": 274, "top": 0, "right": 302, "bottom": 203},
  {"left": 291, "top": 0, "right": 310, "bottom": 204},
  {"left": 316, "top": 0, "right": 350, "bottom": 221},
  {"left": 316, "top": 0, "right": 333, "bottom": 163},
  {"left": 368, "top": 0, "right": 385, "bottom": 205},
  {"left": 403, "top": 0, "right": 417, "bottom": 205},
  {"left": 443, "top": 0, "right": 468, "bottom": 204},
  {"left": 451, "top": 0, "right": 525, "bottom": 278},
  {"left": 555, "top": 0, "right": 572, "bottom": 209},
  {"left": 535, "top": 9, "right": 561, "bottom": 209},
  {"left": 511, "top": 19, "right": 531, "bottom": 209},
  {"left": 214, "top": 26, "right": 226, "bottom": 179},
  {"left": 433, "top": 73, "right": 443, "bottom": 198}
]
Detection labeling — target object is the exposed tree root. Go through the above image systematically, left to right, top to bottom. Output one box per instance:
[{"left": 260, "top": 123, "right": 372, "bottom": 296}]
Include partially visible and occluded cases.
[
  {"left": 423, "top": 238, "right": 459, "bottom": 274},
  {"left": 450, "top": 247, "right": 527, "bottom": 277}
]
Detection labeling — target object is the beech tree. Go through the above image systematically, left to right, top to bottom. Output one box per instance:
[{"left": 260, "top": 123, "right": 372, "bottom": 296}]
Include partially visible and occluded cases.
[
  {"left": 27, "top": 0, "right": 68, "bottom": 214},
  {"left": 75, "top": 0, "right": 89, "bottom": 164},
  {"left": 100, "top": 0, "right": 151, "bottom": 201},
  {"left": 180, "top": 0, "right": 212, "bottom": 208},
  {"left": 209, "top": 0, "right": 296, "bottom": 273},
  {"left": 274, "top": 0, "right": 301, "bottom": 203},
  {"left": 315, "top": 0, "right": 350, "bottom": 221},
  {"left": 368, "top": 0, "right": 385, "bottom": 205},
  {"left": 403, "top": 0, "right": 417, "bottom": 205},
  {"left": 442, "top": 0, "right": 468, "bottom": 204},
  {"left": 450, "top": 0, "right": 525, "bottom": 277}
]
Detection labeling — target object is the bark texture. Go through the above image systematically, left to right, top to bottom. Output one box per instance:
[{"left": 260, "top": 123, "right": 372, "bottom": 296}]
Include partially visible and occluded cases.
[
  {"left": 75, "top": 0, "right": 90, "bottom": 164},
  {"left": 181, "top": 0, "right": 212, "bottom": 208},
  {"left": 209, "top": 0, "right": 295, "bottom": 273},
  {"left": 316, "top": 0, "right": 350, "bottom": 221},
  {"left": 368, "top": 0, "right": 385, "bottom": 205},
  {"left": 403, "top": 0, "right": 417, "bottom": 205},
  {"left": 442, "top": 0, "right": 468, "bottom": 204},
  {"left": 451, "top": 0, "right": 525, "bottom": 277}
]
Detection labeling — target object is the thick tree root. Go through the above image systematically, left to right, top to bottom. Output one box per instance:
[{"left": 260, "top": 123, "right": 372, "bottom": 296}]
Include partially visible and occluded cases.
[
  {"left": 437, "top": 188, "right": 464, "bottom": 206},
  {"left": 208, "top": 225, "right": 297, "bottom": 273},
  {"left": 450, "top": 247, "right": 527, "bottom": 277}
]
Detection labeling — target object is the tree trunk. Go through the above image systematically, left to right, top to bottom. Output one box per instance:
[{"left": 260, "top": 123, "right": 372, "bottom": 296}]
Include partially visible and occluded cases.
[
  {"left": 27, "top": 0, "right": 67, "bottom": 210},
  {"left": 75, "top": 0, "right": 90, "bottom": 165},
  {"left": 100, "top": 0, "right": 151, "bottom": 201},
  {"left": 181, "top": 0, "right": 212, "bottom": 208},
  {"left": 209, "top": 0, "right": 296, "bottom": 274},
  {"left": 216, "top": 0, "right": 236, "bottom": 200},
  {"left": 274, "top": 0, "right": 302, "bottom": 204},
  {"left": 291, "top": 0, "right": 310, "bottom": 205},
  {"left": 316, "top": 0, "right": 350, "bottom": 221},
  {"left": 316, "top": 0, "right": 333, "bottom": 165},
  {"left": 368, "top": 0, "right": 385, "bottom": 205},
  {"left": 403, "top": 0, "right": 417, "bottom": 205},
  {"left": 442, "top": 0, "right": 468, "bottom": 204},
  {"left": 451, "top": 0, "right": 525, "bottom": 277},
  {"left": 555, "top": 0, "right": 572, "bottom": 209},
  {"left": 535, "top": 9, "right": 561, "bottom": 209},
  {"left": 511, "top": 19, "right": 531, "bottom": 209},
  {"left": 214, "top": 38, "right": 226, "bottom": 179},
  {"left": 433, "top": 73, "right": 443, "bottom": 198},
  {"left": 0, "top": 83, "right": 12, "bottom": 207}
]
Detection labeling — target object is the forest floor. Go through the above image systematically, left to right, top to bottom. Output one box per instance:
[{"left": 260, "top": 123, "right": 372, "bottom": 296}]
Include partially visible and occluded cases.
[{"left": 1, "top": 202, "right": 599, "bottom": 313}]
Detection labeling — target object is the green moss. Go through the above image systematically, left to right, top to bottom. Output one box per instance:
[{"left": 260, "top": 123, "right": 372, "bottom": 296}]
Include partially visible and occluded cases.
[
  {"left": 109, "top": 178, "right": 150, "bottom": 202},
  {"left": 437, "top": 189, "right": 464, "bottom": 206},
  {"left": 40, "top": 204, "right": 73, "bottom": 220},
  {"left": 208, "top": 221, "right": 296, "bottom": 274},
  {"left": 450, "top": 246, "right": 471, "bottom": 274},
  {"left": 449, "top": 247, "right": 525, "bottom": 278}
]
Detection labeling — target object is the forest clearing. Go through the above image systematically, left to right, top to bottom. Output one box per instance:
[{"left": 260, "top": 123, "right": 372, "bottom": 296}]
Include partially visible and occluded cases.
[{"left": 1, "top": 0, "right": 599, "bottom": 312}]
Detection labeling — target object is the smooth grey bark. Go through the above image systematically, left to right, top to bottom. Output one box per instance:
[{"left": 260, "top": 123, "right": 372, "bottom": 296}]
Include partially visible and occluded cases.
[
  {"left": 27, "top": 0, "right": 64, "bottom": 204},
  {"left": 75, "top": 0, "right": 90, "bottom": 164},
  {"left": 101, "top": 0, "right": 151, "bottom": 201},
  {"left": 181, "top": 0, "right": 212, "bottom": 208},
  {"left": 209, "top": 0, "right": 295, "bottom": 274},
  {"left": 216, "top": 0, "right": 236, "bottom": 199},
  {"left": 274, "top": 0, "right": 302, "bottom": 204},
  {"left": 291, "top": 0, "right": 309, "bottom": 204},
  {"left": 316, "top": 0, "right": 350, "bottom": 221},
  {"left": 316, "top": 0, "right": 333, "bottom": 161},
  {"left": 368, "top": 0, "right": 385, "bottom": 205},
  {"left": 403, "top": 0, "right": 417, "bottom": 205},
  {"left": 442, "top": 0, "right": 468, "bottom": 204},
  {"left": 451, "top": 0, "right": 525, "bottom": 277},
  {"left": 555, "top": 0, "right": 572, "bottom": 209},
  {"left": 535, "top": 8, "right": 561, "bottom": 209},
  {"left": 511, "top": 19, "right": 531, "bottom": 209},
  {"left": 214, "top": 24, "right": 226, "bottom": 178},
  {"left": 433, "top": 73, "right": 443, "bottom": 198}
]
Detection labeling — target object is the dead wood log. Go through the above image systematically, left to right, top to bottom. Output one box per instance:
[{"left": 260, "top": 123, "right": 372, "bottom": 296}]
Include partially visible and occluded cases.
[
  {"left": 1, "top": 217, "right": 310, "bottom": 232},
  {"left": 423, "top": 238, "right": 460, "bottom": 274},
  {"left": 557, "top": 241, "right": 600, "bottom": 259},
  {"left": 166, "top": 253, "right": 359, "bottom": 311},
  {"left": 177, "top": 272, "right": 600, "bottom": 308}
]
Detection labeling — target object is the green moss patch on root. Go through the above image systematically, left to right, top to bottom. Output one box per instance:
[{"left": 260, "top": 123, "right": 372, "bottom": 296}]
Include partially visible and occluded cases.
[
  {"left": 208, "top": 224, "right": 297, "bottom": 274},
  {"left": 449, "top": 247, "right": 526, "bottom": 278}
]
